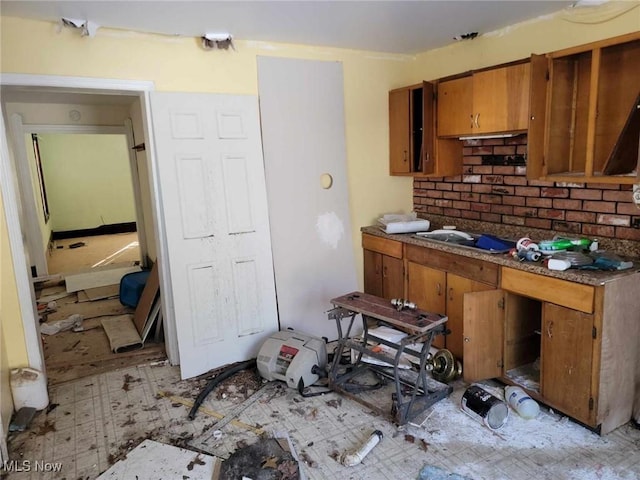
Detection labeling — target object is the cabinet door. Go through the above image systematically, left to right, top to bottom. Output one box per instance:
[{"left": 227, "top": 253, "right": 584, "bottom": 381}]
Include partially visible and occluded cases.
[
  {"left": 527, "top": 54, "right": 549, "bottom": 180},
  {"left": 472, "top": 62, "right": 531, "bottom": 134},
  {"left": 437, "top": 76, "right": 473, "bottom": 137},
  {"left": 389, "top": 88, "right": 411, "bottom": 174},
  {"left": 363, "top": 249, "right": 383, "bottom": 298},
  {"left": 382, "top": 255, "right": 404, "bottom": 300},
  {"left": 407, "top": 262, "right": 446, "bottom": 348},
  {"left": 446, "top": 273, "right": 494, "bottom": 360},
  {"left": 462, "top": 289, "right": 505, "bottom": 382},
  {"left": 541, "top": 303, "right": 595, "bottom": 425}
]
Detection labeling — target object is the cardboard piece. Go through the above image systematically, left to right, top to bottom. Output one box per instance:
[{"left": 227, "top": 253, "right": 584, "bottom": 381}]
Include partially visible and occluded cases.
[
  {"left": 65, "top": 265, "right": 141, "bottom": 293},
  {"left": 101, "top": 315, "right": 143, "bottom": 353}
]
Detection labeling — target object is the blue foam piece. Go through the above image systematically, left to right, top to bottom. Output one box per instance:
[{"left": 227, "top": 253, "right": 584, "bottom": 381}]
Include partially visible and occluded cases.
[{"left": 474, "top": 234, "right": 515, "bottom": 252}]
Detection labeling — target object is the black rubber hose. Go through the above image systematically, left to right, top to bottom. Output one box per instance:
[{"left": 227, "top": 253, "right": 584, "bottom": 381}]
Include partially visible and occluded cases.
[{"left": 187, "top": 358, "right": 257, "bottom": 420}]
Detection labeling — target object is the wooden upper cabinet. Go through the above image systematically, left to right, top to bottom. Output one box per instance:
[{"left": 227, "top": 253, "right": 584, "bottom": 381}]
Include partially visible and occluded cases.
[
  {"left": 527, "top": 32, "right": 640, "bottom": 184},
  {"left": 472, "top": 62, "right": 530, "bottom": 134},
  {"left": 436, "top": 63, "right": 530, "bottom": 137},
  {"left": 437, "top": 76, "right": 473, "bottom": 137},
  {"left": 389, "top": 81, "right": 462, "bottom": 177},
  {"left": 389, "top": 88, "right": 411, "bottom": 174}
]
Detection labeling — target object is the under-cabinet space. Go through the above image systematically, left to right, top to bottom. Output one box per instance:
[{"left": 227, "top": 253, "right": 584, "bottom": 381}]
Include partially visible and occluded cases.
[{"left": 503, "top": 294, "right": 542, "bottom": 393}]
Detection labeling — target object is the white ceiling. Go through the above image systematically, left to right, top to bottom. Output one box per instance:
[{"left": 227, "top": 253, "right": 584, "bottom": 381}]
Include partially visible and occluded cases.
[{"left": 2, "top": 0, "right": 577, "bottom": 54}]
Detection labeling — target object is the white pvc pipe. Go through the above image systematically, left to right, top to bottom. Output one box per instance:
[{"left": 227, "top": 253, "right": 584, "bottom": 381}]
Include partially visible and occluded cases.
[{"left": 340, "top": 430, "right": 383, "bottom": 467}]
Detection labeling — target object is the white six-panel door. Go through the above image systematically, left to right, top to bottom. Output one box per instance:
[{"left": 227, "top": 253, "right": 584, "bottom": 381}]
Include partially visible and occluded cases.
[{"left": 150, "top": 93, "right": 279, "bottom": 379}]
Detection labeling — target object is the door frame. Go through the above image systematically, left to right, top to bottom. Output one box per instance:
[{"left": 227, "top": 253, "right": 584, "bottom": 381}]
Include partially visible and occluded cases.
[
  {"left": 0, "top": 73, "right": 179, "bottom": 372},
  {"left": 8, "top": 120, "right": 150, "bottom": 273}
]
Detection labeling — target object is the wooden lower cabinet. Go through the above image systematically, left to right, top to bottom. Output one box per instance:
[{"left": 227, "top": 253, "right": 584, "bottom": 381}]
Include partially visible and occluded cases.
[
  {"left": 362, "top": 234, "right": 403, "bottom": 300},
  {"left": 406, "top": 261, "right": 494, "bottom": 356},
  {"left": 541, "top": 303, "right": 595, "bottom": 426}
]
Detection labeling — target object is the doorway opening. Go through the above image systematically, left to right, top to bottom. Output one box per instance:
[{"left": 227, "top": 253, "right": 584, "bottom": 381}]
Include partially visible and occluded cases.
[{"left": 2, "top": 86, "right": 167, "bottom": 385}]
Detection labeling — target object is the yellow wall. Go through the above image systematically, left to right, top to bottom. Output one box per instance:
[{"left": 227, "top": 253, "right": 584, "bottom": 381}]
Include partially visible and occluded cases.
[{"left": 0, "top": 6, "right": 638, "bottom": 367}]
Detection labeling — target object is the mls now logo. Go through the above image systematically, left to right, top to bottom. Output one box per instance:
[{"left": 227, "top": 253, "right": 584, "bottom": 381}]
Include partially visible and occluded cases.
[{"left": 2, "top": 460, "right": 63, "bottom": 472}]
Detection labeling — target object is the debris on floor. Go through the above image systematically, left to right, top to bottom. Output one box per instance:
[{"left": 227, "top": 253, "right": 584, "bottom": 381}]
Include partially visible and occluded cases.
[
  {"left": 8, "top": 407, "right": 37, "bottom": 432},
  {"left": 216, "top": 431, "right": 305, "bottom": 480},
  {"left": 96, "top": 439, "right": 218, "bottom": 479},
  {"left": 418, "top": 465, "right": 473, "bottom": 480}
]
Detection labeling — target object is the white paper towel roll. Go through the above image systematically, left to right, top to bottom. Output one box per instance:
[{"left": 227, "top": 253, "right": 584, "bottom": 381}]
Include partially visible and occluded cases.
[{"left": 382, "top": 220, "right": 430, "bottom": 234}]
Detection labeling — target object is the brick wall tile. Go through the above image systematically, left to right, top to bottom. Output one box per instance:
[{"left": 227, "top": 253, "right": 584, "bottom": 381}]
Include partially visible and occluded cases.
[
  {"left": 506, "top": 135, "right": 527, "bottom": 145},
  {"left": 482, "top": 138, "right": 506, "bottom": 146},
  {"left": 463, "top": 139, "right": 482, "bottom": 147},
  {"left": 516, "top": 145, "right": 528, "bottom": 155},
  {"left": 472, "top": 146, "right": 493, "bottom": 155},
  {"left": 494, "top": 146, "right": 516, "bottom": 155},
  {"left": 463, "top": 147, "right": 474, "bottom": 155},
  {"left": 464, "top": 156, "right": 483, "bottom": 165},
  {"left": 473, "top": 166, "right": 493, "bottom": 174},
  {"left": 493, "top": 166, "right": 516, "bottom": 175},
  {"left": 515, "top": 166, "right": 527, "bottom": 175},
  {"left": 463, "top": 175, "right": 482, "bottom": 183},
  {"left": 484, "top": 175, "right": 504, "bottom": 184},
  {"left": 444, "top": 176, "right": 463, "bottom": 183},
  {"left": 504, "top": 176, "right": 528, "bottom": 186},
  {"left": 527, "top": 179, "right": 555, "bottom": 187},
  {"left": 556, "top": 182, "right": 585, "bottom": 188},
  {"left": 436, "top": 183, "right": 453, "bottom": 191},
  {"left": 453, "top": 183, "right": 472, "bottom": 192},
  {"left": 588, "top": 183, "right": 620, "bottom": 190},
  {"left": 471, "top": 184, "right": 493, "bottom": 194},
  {"left": 491, "top": 186, "right": 515, "bottom": 195},
  {"left": 515, "top": 186, "right": 541, "bottom": 197},
  {"left": 541, "top": 187, "right": 569, "bottom": 198},
  {"left": 571, "top": 189, "right": 603, "bottom": 200},
  {"left": 426, "top": 190, "right": 444, "bottom": 199},
  {"left": 603, "top": 190, "right": 633, "bottom": 202},
  {"left": 443, "top": 191, "right": 461, "bottom": 200},
  {"left": 461, "top": 192, "right": 479, "bottom": 201},
  {"left": 480, "top": 194, "right": 503, "bottom": 204},
  {"left": 503, "top": 196, "right": 526, "bottom": 206},
  {"left": 526, "top": 197, "right": 553, "bottom": 208},
  {"left": 435, "top": 199, "right": 452, "bottom": 207},
  {"left": 553, "top": 199, "right": 582, "bottom": 210},
  {"left": 583, "top": 200, "right": 616, "bottom": 213},
  {"left": 453, "top": 201, "right": 471, "bottom": 210},
  {"left": 471, "top": 203, "right": 492, "bottom": 212},
  {"left": 617, "top": 203, "right": 640, "bottom": 215},
  {"left": 491, "top": 205, "right": 514, "bottom": 215},
  {"left": 427, "top": 206, "right": 444, "bottom": 215},
  {"left": 514, "top": 206, "right": 538, "bottom": 217},
  {"left": 443, "top": 208, "right": 462, "bottom": 217},
  {"left": 538, "top": 209, "right": 565, "bottom": 220},
  {"left": 461, "top": 210, "right": 481, "bottom": 220},
  {"left": 566, "top": 211, "right": 596, "bottom": 223},
  {"left": 481, "top": 212, "right": 502, "bottom": 223},
  {"left": 597, "top": 214, "right": 630, "bottom": 227},
  {"left": 503, "top": 215, "right": 526, "bottom": 226},
  {"left": 525, "top": 218, "right": 552, "bottom": 229},
  {"left": 552, "top": 221, "right": 582, "bottom": 234},
  {"left": 582, "top": 224, "right": 615, "bottom": 237},
  {"left": 616, "top": 227, "right": 640, "bottom": 241}
]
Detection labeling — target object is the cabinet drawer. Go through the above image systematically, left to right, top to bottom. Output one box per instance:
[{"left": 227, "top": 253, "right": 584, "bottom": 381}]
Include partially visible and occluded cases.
[
  {"left": 362, "top": 234, "right": 403, "bottom": 259},
  {"left": 405, "top": 244, "right": 498, "bottom": 286},
  {"left": 501, "top": 267, "right": 594, "bottom": 313}
]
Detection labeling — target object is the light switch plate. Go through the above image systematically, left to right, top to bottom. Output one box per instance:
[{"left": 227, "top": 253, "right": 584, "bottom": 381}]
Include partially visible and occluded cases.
[{"left": 633, "top": 184, "right": 640, "bottom": 206}]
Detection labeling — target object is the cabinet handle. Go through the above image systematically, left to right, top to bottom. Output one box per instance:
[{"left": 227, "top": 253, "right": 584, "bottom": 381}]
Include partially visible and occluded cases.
[
  {"left": 474, "top": 113, "right": 480, "bottom": 128},
  {"left": 470, "top": 114, "right": 474, "bottom": 129},
  {"left": 403, "top": 150, "right": 408, "bottom": 162},
  {"left": 382, "top": 265, "right": 387, "bottom": 278},
  {"left": 436, "top": 283, "right": 442, "bottom": 296},
  {"left": 448, "top": 287, "right": 453, "bottom": 301},
  {"left": 547, "top": 321, "right": 553, "bottom": 338},
  {"left": 464, "top": 337, "right": 470, "bottom": 343}
]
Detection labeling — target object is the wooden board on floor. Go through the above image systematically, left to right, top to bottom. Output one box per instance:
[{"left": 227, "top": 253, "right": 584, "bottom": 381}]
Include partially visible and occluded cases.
[
  {"left": 134, "top": 263, "right": 159, "bottom": 335},
  {"left": 65, "top": 265, "right": 141, "bottom": 293},
  {"left": 46, "top": 297, "right": 132, "bottom": 322}
]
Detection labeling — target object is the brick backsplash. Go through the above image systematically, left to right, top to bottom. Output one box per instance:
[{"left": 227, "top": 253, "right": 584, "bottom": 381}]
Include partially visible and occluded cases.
[{"left": 413, "top": 135, "right": 640, "bottom": 242}]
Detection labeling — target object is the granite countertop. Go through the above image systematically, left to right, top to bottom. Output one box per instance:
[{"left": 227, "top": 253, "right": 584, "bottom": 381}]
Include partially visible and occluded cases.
[{"left": 362, "top": 225, "right": 640, "bottom": 287}]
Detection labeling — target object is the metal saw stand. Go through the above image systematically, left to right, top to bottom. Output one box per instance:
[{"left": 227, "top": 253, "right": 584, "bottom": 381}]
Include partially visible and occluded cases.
[{"left": 327, "top": 291, "right": 452, "bottom": 426}]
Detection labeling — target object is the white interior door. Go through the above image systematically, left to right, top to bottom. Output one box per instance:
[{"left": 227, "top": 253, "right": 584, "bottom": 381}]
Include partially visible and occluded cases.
[
  {"left": 258, "top": 57, "right": 357, "bottom": 341},
  {"left": 150, "top": 92, "right": 279, "bottom": 379}
]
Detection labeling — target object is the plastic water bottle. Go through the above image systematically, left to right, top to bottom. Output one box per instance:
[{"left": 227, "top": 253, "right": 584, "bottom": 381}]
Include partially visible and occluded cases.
[{"left": 505, "top": 386, "right": 539, "bottom": 419}]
